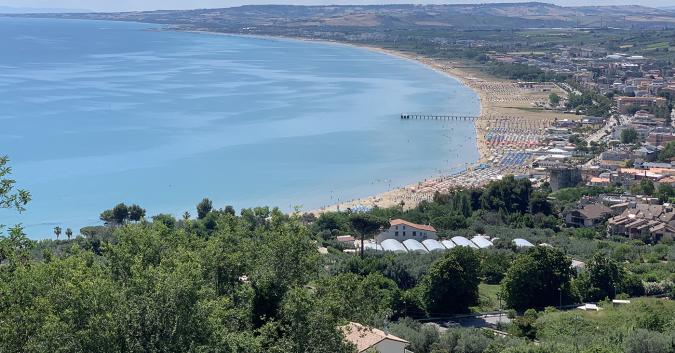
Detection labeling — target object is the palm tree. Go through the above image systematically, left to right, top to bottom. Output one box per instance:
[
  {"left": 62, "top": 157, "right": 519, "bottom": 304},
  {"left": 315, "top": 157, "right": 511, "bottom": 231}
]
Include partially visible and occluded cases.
[
  {"left": 183, "top": 211, "right": 191, "bottom": 221},
  {"left": 53, "top": 226, "right": 62, "bottom": 240},
  {"left": 65, "top": 228, "right": 73, "bottom": 240}
]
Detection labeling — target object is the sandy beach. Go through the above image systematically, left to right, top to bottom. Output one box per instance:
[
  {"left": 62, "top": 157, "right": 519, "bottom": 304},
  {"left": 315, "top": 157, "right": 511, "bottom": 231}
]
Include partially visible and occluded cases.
[{"left": 310, "top": 43, "right": 569, "bottom": 214}]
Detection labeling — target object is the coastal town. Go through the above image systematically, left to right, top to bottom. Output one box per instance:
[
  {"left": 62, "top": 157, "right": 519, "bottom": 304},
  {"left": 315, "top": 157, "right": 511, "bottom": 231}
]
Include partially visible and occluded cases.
[
  {"left": 2, "top": 3, "right": 675, "bottom": 353},
  {"left": 321, "top": 40, "right": 675, "bottom": 234}
]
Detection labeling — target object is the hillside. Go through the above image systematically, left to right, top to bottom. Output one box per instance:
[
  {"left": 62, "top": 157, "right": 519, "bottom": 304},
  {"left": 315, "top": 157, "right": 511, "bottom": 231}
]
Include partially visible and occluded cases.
[{"left": 8, "top": 2, "right": 675, "bottom": 31}]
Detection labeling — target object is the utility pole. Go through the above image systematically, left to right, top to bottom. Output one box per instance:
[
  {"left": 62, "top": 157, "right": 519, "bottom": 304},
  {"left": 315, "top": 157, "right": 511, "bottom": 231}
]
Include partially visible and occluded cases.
[
  {"left": 558, "top": 287, "right": 563, "bottom": 308},
  {"left": 497, "top": 292, "right": 503, "bottom": 329}
]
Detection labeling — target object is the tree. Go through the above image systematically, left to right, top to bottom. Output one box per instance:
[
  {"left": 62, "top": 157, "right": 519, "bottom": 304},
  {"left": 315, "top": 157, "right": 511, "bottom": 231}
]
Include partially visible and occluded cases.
[
  {"left": 549, "top": 93, "right": 561, "bottom": 106},
  {"left": 620, "top": 128, "right": 638, "bottom": 144},
  {"left": 658, "top": 141, "right": 675, "bottom": 162},
  {"left": 0, "top": 156, "right": 31, "bottom": 213},
  {"left": 0, "top": 156, "right": 31, "bottom": 238},
  {"left": 480, "top": 176, "right": 532, "bottom": 214},
  {"left": 632, "top": 179, "right": 655, "bottom": 196},
  {"left": 640, "top": 179, "right": 655, "bottom": 196},
  {"left": 656, "top": 183, "right": 675, "bottom": 202},
  {"left": 529, "top": 191, "right": 553, "bottom": 215},
  {"left": 197, "top": 198, "right": 213, "bottom": 219},
  {"left": 111, "top": 203, "right": 129, "bottom": 225},
  {"left": 127, "top": 204, "right": 146, "bottom": 222},
  {"left": 224, "top": 205, "right": 236, "bottom": 216},
  {"left": 99, "top": 209, "right": 114, "bottom": 225},
  {"left": 182, "top": 211, "right": 191, "bottom": 221},
  {"left": 314, "top": 212, "right": 348, "bottom": 234},
  {"left": 152, "top": 213, "right": 176, "bottom": 229},
  {"left": 349, "top": 213, "right": 389, "bottom": 258},
  {"left": 0, "top": 225, "right": 34, "bottom": 266},
  {"left": 53, "top": 226, "right": 61, "bottom": 240},
  {"left": 65, "top": 228, "right": 73, "bottom": 240},
  {"left": 419, "top": 247, "right": 480, "bottom": 315},
  {"left": 501, "top": 247, "right": 574, "bottom": 311},
  {"left": 481, "top": 250, "right": 513, "bottom": 284},
  {"left": 575, "top": 254, "right": 622, "bottom": 301},
  {"left": 317, "top": 272, "right": 400, "bottom": 326}
]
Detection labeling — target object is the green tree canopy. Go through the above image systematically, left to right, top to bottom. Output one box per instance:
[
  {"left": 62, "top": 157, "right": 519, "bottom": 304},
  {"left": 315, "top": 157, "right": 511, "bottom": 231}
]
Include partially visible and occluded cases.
[
  {"left": 549, "top": 93, "right": 561, "bottom": 106},
  {"left": 620, "top": 128, "right": 638, "bottom": 144},
  {"left": 658, "top": 141, "right": 675, "bottom": 162},
  {"left": 0, "top": 156, "right": 31, "bottom": 214},
  {"left": 197, "top": 198, "right": 213, "bottom": 219},
  {"left": 112, "top": 203, "right": 129, "bottom": 225},
  {"left": 127, "top": 204, "right": 146, "bottom": 222},
  {"left": 349, "top": 213, "right": 389, "bottom": 258},
  {"left": 418, "top": 247, "right": 480, "bottom": 315},
  {"left": 501, "top": 247, "right": 574, "bottom": 311}
]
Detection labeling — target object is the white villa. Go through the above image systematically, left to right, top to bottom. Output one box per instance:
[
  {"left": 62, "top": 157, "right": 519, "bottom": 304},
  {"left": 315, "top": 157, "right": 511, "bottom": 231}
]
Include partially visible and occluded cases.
[{"left": 376, "top": 219, "right": 437, "bottom": 243}]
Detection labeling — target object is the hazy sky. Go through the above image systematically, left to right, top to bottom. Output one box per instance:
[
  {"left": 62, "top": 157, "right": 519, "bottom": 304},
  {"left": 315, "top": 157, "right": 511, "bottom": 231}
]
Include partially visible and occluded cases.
[{"left": 0, "top": 0, "right": 672, "bottom": 12}]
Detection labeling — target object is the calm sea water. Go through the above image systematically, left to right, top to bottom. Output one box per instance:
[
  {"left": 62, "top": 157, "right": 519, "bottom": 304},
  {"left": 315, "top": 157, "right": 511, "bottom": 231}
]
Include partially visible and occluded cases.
[{"left": 0, "top": 18, "right": 479, "bottom": 238}]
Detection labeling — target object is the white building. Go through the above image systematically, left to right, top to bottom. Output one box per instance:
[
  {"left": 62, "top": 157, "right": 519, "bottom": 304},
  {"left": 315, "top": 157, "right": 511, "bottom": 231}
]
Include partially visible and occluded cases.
[
  {"left": 376, "top": 219, "right": 437, "bottom": 243},
  {"left": 341, "top": 322, "right": 411, "bottom": 353}
]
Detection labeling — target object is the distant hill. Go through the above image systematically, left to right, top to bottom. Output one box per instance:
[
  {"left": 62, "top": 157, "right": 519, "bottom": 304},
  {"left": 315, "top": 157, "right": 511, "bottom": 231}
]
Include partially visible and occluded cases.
[
  {"left": 5, "top": 2, "right": 675, "bottom": 30},
  {"left": 0, "top": 6, "right": 89, "bottom": 14}
]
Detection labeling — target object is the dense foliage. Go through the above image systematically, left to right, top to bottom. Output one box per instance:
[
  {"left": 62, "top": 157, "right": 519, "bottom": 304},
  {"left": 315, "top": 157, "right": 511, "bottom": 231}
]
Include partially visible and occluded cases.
[
  {"left": 2, "top": 174, "right": 673, "bottom": 352},
  {"left": 0, "top": 211, "right": 358, "bottom": 353},
  {"left": 501, "top": 247, "right": 574, "bottom": 310}
]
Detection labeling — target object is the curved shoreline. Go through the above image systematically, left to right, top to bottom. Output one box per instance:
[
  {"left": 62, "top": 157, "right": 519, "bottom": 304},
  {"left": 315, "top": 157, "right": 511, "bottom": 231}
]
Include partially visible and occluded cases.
[{"left": 180, "top": 30, "right": 494, "bottom": 213}]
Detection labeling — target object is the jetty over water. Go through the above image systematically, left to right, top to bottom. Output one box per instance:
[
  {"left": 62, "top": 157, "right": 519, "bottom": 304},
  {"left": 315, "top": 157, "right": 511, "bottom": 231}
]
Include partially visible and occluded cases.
[{"left": 401, "top": 113, "right": 478, "bottom": 121}]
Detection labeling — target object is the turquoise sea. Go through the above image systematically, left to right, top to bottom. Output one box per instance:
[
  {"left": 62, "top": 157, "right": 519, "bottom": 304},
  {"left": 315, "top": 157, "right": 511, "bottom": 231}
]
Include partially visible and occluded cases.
[{"left": 0, "top": 18, "right": 479, "bottom": 238}]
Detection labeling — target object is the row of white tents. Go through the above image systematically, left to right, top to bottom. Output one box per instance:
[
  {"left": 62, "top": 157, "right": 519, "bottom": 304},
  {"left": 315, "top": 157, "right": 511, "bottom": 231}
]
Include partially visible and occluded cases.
[{"left": 363, "top": 235, "right": 535, "bottom": 254}]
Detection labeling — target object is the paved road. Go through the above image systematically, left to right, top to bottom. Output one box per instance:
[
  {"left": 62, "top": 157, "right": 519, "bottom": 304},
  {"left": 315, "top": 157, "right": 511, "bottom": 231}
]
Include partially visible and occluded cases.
[{"left": 433, "top": 312, "right": 512, "bottom": 331}]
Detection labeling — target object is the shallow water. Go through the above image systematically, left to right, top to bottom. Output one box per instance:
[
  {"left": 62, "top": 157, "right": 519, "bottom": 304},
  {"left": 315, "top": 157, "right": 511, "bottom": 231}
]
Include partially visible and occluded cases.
[{"left": 0, "top": 18, "right": 480, "bottom": 238}]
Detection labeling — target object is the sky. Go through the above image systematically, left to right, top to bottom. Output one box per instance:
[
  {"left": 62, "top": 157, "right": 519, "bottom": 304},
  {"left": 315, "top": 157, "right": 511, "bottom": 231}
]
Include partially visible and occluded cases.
[{"left": 0, "top": 0, "right": 673, "bottom": 12}]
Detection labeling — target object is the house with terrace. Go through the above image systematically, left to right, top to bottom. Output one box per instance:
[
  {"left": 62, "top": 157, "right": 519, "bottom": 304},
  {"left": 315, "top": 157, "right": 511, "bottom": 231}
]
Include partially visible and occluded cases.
[{"left": 607, "top": 203, "right": 675, "bottom": 242}]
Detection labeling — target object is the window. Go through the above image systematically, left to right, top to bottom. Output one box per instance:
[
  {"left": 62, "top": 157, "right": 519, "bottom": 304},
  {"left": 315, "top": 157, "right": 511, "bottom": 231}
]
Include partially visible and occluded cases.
[
  {"left": 395, "top": 225, "right": 398, "bottom": 230},
  {"left": 395, "top": 231, "right": 399, "bottom": 237},
  {"left": 403, "top": 231, "right": 406, "bottom": 236},
  {"left": 413, "top": 231, "right": 416, "bottom": 237}
]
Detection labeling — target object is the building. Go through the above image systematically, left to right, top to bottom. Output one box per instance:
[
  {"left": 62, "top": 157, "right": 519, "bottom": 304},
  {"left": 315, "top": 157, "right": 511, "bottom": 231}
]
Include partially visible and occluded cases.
[
  {"left": 616, "top": 96, "right": 667, "bottom": 114},
  {"left": 647, "top": 132, "right": 675, "bottom": 147},
  {"left": 549, "top": 166, "right": 582, "bottom": 191},
  {"left": 565, "top": 203, "right": 613, "bottom": 227},
  {"left": 607, "top": 203, "right": 675, "bottom": 242},
  {"left": 376, "top": 219, "right": 437, "bottom": 243},
  {"left": 336, "top": 235, "right": 356, "bottom": 249},
  {"left": 341, "top": 322, "right": 411, "bottom": 353}
]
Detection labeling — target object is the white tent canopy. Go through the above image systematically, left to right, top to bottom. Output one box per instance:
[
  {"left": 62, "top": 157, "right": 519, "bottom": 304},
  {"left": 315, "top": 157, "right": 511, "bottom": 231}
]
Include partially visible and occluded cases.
[
  {"left": 471, "top": 235, "right": 493, "bottom": 249},
  {"left": 452, "top": 236, "right": 478, "bottom": 249},
  {"left": 513, "top": 238, "right": 534, "bottom": 248},
  {"left": 381, "top": 239, "right": 408, "bottom": 253},
  {"left": 403, "top": 239, "right": 428, "bottom": 253},
  {"left": 422, "top": 239, "right": 445, "bottom": 252},
  {"left": 441, "top": 240, "right": 456, "bottom": 249}
]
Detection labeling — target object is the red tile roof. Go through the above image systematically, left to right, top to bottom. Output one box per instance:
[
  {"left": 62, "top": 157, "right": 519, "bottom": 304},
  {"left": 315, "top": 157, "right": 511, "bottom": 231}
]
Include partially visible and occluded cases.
[
  {"left": 390, "top": 219, "right": 436, "bottom": 232},
  {"left": 341, "top": 322, "right": 408, "bottom": 353}
]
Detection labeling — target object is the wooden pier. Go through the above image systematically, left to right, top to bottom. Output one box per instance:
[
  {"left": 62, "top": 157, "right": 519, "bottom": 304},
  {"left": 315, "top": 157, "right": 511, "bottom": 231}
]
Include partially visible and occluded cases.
[{"left": 401, "top": 113, "right": 478, "bottom": 121}]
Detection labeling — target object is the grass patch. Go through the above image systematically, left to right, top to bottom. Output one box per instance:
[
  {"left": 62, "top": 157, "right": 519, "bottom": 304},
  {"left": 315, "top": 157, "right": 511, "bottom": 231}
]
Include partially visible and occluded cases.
[{"left": 471, "top": 283, "right": 502, "bottom": 313}]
